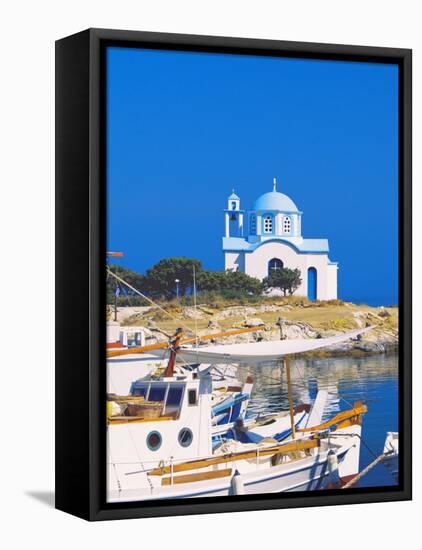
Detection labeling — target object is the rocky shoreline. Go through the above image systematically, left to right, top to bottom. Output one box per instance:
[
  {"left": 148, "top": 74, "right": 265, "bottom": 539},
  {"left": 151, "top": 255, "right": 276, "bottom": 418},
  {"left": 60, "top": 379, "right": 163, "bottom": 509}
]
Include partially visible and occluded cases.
[{"left": 113, "top": 299, "right": 398, "bottom": 357}]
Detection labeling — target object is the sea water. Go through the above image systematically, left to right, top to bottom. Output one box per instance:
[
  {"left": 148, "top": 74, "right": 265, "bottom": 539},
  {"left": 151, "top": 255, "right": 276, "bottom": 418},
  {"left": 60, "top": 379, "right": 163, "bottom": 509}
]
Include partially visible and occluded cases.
[{"left": 245, "top": 353, "right": 399, "bottom": 488}]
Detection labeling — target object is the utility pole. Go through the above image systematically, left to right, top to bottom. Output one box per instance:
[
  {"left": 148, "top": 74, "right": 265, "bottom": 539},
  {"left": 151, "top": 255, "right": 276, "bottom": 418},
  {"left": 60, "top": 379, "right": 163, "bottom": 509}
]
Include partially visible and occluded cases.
[
  {"left": 107, "top": 251, "right": 124, "bottom": 323},
  {"left": 114, "top": 284, "right": 120, "bottom": 322}
]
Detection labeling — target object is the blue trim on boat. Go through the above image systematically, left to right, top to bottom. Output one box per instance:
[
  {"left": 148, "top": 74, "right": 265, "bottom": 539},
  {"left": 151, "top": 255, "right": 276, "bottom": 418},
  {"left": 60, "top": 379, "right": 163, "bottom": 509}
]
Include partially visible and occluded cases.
[
  {"left": 212, "top": 393, "right": 249, "bottom": 416},
  {"left": 271, "top": 411, "right": 307, "bottom": 441}
]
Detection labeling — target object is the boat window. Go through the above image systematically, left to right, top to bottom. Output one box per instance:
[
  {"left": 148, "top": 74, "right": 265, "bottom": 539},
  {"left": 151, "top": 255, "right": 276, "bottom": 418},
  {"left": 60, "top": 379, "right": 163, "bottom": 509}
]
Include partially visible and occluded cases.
[
  {"left": 126, "top": 331, "right": 143, "bottom": 347},
  {"left": 131, "top": 383, "right": 149, "bottom": 399},
  {"left": 148, "top": 384, "right": 167, "bottom": 403},
  {"left": 164, "top": 385, "right": 184, "bottom": 417},
  {"left": 188, "top": 389, "right": 197, "bottom": 406},
  {"left": 178, "top": 428, "right": 193, "bottom": 448},
  {"left": 146, "top": 431, "right": 162, "bottom": 451}
]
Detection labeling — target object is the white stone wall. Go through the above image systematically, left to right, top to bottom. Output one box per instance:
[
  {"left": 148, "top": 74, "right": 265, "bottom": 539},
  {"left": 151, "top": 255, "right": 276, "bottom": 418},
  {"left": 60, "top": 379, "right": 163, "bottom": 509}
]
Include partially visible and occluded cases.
[
  {"left": 256, "top": 214, "right": 262, "bottom": 235},
  {"left": 241, "top": 241, "right": 337, "bottom": 300},
  {"left": 224, "top": 252, "right": 244, "bottom": 272},
  {"left": 326, "top": 263, "right": 338, "bottom": 300}
]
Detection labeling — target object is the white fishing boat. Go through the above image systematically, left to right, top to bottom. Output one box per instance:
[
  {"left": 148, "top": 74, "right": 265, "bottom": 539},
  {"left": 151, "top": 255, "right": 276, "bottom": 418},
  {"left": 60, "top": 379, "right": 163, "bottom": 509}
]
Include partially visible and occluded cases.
[
  {"left": 107, "top": 328, "right": 370, "bottom": 502},
  {"left": 128, "top": 365, "right": 254, "bottom": 434},
  {"left": 383, "top": 431, "right": 399, "bottom": 474}
]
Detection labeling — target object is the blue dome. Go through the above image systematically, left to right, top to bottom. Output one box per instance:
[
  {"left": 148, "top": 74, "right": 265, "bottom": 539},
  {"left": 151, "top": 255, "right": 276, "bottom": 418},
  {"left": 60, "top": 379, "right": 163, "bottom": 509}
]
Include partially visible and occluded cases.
[{"left": 252, "top": 191, "right": 298, "bottom": 212}]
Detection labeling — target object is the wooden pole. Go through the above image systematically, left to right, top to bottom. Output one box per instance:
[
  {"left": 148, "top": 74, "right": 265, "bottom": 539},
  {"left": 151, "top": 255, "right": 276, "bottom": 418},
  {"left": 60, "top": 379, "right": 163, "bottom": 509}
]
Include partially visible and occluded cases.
[
  {"left": 114, "top": 285, "right": 118, "bottom": 322},
  {"left": 163, "top": 328, "right": 184, "bottom": 378},
  {"left": 285, "top": 356, "right": 296, "bottom": 440}
]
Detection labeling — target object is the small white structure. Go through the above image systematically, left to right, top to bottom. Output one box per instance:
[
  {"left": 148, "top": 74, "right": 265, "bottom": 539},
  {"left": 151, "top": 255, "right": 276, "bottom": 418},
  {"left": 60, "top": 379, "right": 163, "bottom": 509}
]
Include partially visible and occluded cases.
[
  {"left": 223, "top": 179, "right": 338, "bottom": 300},
  {"left": 107, "top": 322, "right": 160, "bottom": 395},
  {"left": 107, "top": 323, "right": 146, "bottom": 347}
]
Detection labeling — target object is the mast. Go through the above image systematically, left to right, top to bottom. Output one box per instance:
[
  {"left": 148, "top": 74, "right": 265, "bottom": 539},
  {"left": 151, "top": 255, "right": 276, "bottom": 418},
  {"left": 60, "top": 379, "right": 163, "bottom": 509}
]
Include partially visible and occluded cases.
[
  {"left": 193, "top": 265, "right": 198, "bottom": 348},
  {"left": 163, "top": 328, "right": 184, "bottom": 378},
  {"left": 284, "top": 356, "right": 296, "bottom": 440}
]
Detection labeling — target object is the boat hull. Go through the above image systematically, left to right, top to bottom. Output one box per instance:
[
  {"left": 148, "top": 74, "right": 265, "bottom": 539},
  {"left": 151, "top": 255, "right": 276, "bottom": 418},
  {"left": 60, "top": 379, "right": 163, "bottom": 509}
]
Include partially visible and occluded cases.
[{"left": 108, "top": 436, "right": 357, "bottom": 502}]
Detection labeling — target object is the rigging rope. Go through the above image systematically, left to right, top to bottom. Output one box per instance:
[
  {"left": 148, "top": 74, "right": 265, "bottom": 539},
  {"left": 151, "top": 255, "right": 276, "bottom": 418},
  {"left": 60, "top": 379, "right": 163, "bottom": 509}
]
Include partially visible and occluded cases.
[
  {"left": 107, "top": 267, "right": 196, "bottom": 336},
  {"left": 341, "top": 451, "right": 395, "bottom": 489}
]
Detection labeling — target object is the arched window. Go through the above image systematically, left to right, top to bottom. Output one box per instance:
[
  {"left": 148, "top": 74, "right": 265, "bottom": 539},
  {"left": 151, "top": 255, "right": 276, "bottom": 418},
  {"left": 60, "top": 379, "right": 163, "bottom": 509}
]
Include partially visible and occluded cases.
[
  {"left": 231, "top": 201, "right": 237, "bottom": 210},
  {"left": 250, "top": 214, "right": 256, "bottom": 235},
  {"left": 263, "top": 214, "right": 273, "bottom": 234},
  {"left": 283, "top": 216, "right": 291, "bottom": 234},
  {"left": 268, "top": 258, "right": 283, "bottom": 275}
]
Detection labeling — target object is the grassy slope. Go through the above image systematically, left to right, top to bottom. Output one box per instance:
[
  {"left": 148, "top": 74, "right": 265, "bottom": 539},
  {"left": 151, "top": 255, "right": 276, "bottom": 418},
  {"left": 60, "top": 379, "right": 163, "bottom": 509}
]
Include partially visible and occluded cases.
[{"left": 120, "top": 298, "right": 398, "bottom": 337}]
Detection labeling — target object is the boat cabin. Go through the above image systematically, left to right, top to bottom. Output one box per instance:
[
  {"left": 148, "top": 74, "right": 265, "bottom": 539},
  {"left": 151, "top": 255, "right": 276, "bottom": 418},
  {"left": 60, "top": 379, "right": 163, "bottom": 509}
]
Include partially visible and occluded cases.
[
  {"left": 107, "top": 375, "right": 214, "bottom": 485},
  {"left": 130, "top": 378, "right": 199, "bottom": 420}
]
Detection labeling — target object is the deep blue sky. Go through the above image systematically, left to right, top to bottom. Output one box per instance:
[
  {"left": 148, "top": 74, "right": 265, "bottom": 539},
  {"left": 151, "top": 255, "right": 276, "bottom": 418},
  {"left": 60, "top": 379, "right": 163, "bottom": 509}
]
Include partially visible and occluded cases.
[{"left": 107, "top": 47, "right": 398, "bottom": 306}]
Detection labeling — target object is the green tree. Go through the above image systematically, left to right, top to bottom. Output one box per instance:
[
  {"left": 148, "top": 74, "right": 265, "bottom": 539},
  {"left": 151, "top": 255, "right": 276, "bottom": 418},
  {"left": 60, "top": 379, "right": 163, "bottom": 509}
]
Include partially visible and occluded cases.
[
  {"left": 144, "top": 257, "right": 203, "bottom": 298},
  {"left": 106, "top": 264, "right": 146, "bottom": 304},
  {"left": 263, "top": 268, "right": 302, "bottom": 296},
  {"left": 197, "top": 269, "right": 262, "bottom": 296},
  {"left": 223, "top": 269, "right": 263, "bottom": 295},
  {"left": 196, "top": 270, "right": 226, "bottom": 292}
]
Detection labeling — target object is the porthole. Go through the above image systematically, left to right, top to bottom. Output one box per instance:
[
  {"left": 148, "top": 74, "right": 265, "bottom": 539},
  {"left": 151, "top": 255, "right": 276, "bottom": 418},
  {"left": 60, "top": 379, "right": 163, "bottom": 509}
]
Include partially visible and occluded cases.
[
  {"left": 178, "top": 428, "right": 193, "bottom": 448},
  {"left": 146, "top": 430, "right": 162, "bottom": 451}
]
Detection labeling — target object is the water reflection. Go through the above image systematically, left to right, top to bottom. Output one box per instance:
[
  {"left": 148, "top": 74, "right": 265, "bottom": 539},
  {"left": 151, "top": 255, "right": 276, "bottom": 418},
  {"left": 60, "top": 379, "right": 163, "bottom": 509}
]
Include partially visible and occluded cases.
[{"left": 239, "top": 353, "right": 399, "bottom": 488}]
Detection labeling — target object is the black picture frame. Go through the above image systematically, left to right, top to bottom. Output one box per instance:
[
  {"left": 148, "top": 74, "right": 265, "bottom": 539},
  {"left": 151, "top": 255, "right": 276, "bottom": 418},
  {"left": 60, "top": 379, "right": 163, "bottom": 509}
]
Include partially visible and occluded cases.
[{"left": 55, "top": 28, "right": 412, "bottom": 521}]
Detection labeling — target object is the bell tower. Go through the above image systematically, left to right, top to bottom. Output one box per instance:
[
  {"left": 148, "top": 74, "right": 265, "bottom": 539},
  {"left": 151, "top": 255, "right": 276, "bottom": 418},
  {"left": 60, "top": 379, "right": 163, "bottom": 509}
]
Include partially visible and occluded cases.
[{"left": 224, "top": 190, "right": 244, "bottom": 237}]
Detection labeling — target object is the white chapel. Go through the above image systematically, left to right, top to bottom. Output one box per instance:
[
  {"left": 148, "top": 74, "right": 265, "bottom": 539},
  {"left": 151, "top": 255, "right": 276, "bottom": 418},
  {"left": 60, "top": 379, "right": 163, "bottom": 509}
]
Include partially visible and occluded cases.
[{"left": 222, "top": 179, "right": 338, "bottom": 300}]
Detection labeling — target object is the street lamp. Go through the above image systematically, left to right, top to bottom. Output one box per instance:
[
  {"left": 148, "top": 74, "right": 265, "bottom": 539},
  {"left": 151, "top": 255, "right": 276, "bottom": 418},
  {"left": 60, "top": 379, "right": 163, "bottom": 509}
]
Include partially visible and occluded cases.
[
  {"left": 106, "top": 251, "right": 124, "bottom": 321},
  {"left": 175, "top": 279, "right": 180, "bottom": 299}
]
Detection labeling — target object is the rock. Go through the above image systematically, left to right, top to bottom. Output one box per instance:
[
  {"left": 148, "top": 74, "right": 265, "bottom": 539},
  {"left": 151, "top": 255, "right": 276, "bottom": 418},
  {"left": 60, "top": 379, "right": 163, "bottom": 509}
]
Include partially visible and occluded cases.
[
  {"left": 197, "top": 305, "right": 215, "bottom": 315},
  {"left": 214, "top": 306, "right": 256, "bottom": 320},
  {"left": 182, "top": 307, "right": 205, "bottom": 320},
  {"left": 378, "top": 307, "right": 391, "bottom": 318},
  {"left": 351, "top": 311, "right": 367, "bottom": 328},
  {"left": 367, "top": 312, "right": 384, "bottom": 322},
  {"left": 243, "top": 317, "right": 265, "bottom": 328},
  {"left": 275, "top": 317, "right": 288, "bottom": 339},
  {"left": 207, "top": 319, "right": 220, "bottom": 330},
  {"left": 280, "top": 320, "right": 319, "bottom": 339},
  {"left": 282, "top": 323, "right": 315, "bottom": 340},
  {"left": 255, "top": 330, "right": 277, "bottom": 342},
  {"left": 354, "top": 342, "right": 386, "bottom": 353}
]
